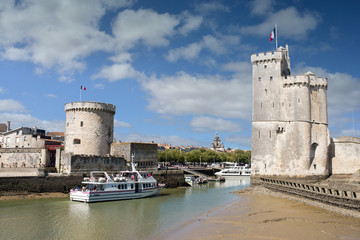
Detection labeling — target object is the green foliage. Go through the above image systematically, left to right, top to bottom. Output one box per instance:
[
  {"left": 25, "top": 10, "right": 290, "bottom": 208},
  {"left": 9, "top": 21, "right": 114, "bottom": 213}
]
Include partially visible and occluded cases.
[{"left": 158, "top": 149, "right": 251, "bottom": 164}]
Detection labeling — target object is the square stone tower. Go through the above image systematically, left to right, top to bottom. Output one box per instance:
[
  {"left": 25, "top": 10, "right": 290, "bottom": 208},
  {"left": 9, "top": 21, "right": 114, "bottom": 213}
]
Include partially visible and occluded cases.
[{"left": 251, "top": 45, "right": 330, "bottom": 178}]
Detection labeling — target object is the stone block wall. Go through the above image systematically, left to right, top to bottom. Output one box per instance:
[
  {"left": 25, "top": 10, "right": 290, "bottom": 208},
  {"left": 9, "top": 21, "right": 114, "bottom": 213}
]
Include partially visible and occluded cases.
[
  {"left": 331, "top": 137, "right": 360, "bottom": 175},
  {"left": 0, "top": 148, "right": 47, "bottom": 168},
  {"left": 66, "top": 154, "right": 126, "bottom": 175}
]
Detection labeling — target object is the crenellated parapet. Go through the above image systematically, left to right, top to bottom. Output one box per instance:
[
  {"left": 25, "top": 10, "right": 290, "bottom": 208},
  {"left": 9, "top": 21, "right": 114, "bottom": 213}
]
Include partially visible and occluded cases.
[
  {"left": 251, "top": 51, "right": 283, "bottom": 64},
  {"left": 282, "top": 75, "right": 309, "bottom": 88},
  {"left": 310, "top": 77, "right": 328, "bottom": 89},
  {"left": 65, "top": 101, "right": 116, "bottom": 114}
]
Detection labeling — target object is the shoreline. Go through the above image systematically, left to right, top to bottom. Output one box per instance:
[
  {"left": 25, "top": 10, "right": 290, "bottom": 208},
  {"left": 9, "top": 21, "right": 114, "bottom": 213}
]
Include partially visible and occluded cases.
[
  {"left": 160, "top": 186, "right": 360, "bottom": 240},
  {"left": 0, "top": 192, "right": 68, "bottom": 201}
]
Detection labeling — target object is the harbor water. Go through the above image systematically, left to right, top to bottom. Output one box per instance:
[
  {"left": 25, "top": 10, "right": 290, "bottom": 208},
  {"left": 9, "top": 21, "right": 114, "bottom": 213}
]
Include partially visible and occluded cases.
[{"left": 0, "top": 177, "right": 250, "bottom": 240}]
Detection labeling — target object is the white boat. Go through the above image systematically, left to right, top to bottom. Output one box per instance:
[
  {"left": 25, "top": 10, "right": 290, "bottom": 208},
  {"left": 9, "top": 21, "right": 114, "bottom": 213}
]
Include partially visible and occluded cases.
[
  {"left": 70, "top": 155, "right": 162, "bottom": 203},
  {"left": 215, "top": 165, "right": 251, "bottom": 177}
]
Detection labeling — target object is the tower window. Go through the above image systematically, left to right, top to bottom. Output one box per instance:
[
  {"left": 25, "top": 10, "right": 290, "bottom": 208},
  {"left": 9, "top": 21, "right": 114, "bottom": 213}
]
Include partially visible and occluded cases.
[
  {"left": 264, "top": 65, "right": 267, "bottom": 69},
  {"left": 270, "top": 76, "right": 273, "bottom": 81},
  {"left": 258, "top": 77, "right": 261, "bottom": 81},
  {"left": 265, "top": 89, "right": 267, "bottom": 94},
  {"left": 298, "top": 98, "right": 301, "bottom": 103},
  {"left": 261, "top": 102, "right": 262, "bottom": 108},
  {"left": 80, "top": 121, "right": 83, "bottom": 127},
  {"left": 259, "top": 131, "right": 261, "bottom": 139},
  {"left": 269, "top": 131, "right": 271, "bottom": 138},
  {"left": 73, "top": 139, "right": 81, "bottom": 144}
]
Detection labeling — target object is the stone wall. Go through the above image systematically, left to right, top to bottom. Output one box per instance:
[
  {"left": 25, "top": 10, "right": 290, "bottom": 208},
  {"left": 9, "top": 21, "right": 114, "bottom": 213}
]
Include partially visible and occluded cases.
[
  {"left": 331, "top": 137, "right": 360, "bottom": 174},
  {"left": 110, "top": 142, "right": 158, "bottom": 169},
  {"left": 0, "top": 148, "right": 47, "bottom": 168},
  {"left": 60, "top": 153, "right": 126, "bottom": 175},
  {"left": 152, "top": 170, "right": 186, "bottom": 188},
  {"left": 0, "top": 175, "right": 84, "bottom": 195},
  {"left": 258, "top": 177, "right": 360, "bottom": 211}
]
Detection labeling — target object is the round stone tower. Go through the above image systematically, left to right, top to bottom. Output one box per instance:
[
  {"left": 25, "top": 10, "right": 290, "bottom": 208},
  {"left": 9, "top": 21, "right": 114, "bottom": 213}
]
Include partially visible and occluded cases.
[{"left": 64, "top": 101, "right": 116, "bottom": 156}]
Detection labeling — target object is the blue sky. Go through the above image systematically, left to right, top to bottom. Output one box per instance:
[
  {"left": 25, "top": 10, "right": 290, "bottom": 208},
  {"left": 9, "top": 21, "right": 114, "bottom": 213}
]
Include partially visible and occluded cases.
[{"left": 0, "top": 0, "right": 359, "bottom": 150}]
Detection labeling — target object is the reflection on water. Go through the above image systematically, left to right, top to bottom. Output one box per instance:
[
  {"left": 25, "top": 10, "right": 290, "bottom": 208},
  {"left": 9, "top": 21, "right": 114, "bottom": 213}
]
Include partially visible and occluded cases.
[{"left": 0, "top": 176, "right": 249, "bottom": 240}]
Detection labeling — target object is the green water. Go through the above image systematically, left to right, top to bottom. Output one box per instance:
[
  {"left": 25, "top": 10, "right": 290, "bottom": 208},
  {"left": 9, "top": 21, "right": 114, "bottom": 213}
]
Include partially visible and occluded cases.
[{"left": 0, "top": 177, "right": 250, "bottom": 240}]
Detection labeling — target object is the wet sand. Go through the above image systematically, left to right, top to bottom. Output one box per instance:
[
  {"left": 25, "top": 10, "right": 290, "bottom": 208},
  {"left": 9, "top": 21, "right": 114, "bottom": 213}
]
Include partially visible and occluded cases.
[
  {"left": 162, "top": 186, "right": 360, "bottom": 240},
  {"left": 0, "top": 192, "right": 68, "bottom": 201}
]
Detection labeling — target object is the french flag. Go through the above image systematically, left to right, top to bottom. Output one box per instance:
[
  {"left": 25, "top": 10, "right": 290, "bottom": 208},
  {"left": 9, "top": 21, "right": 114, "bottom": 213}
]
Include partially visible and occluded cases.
[
  {"left": 270, "top": 27, "right": 276, "bottom": 42},
  {"left": 81, "top": 85, "right": 86, "bottom": 90}
]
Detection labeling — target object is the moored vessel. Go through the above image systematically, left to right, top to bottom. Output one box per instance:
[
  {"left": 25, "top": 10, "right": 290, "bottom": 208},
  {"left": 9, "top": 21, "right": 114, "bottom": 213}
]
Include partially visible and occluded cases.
[{"left": 70, "top": 155, "right": 162, "bottom": 203}]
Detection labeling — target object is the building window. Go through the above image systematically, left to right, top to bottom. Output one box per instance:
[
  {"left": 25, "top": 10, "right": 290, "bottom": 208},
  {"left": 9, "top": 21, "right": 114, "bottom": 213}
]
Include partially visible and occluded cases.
[
  {"left": 264, "top": 65, "right": 267, "bottom": 69},
  {"left": 270, "top": 76, "right": 273, "bottom": 81},
  {"left": 258, "top": 77, "right": 261, "bottom": 81},
  {"left": 265, "top": 89, "right": 267, "bottom": 94},
  {"left": 298, "top": 98, "right": 301, "bottom": 103},
  {"left": 261, "top": 102, "right": 262, "bottom": 108},
  {"left": 80, "top": 121, "right": 83, "bottom": 127},
  {"left": 67, "top": 123, "right": 69, "bottom": 127},
  {"left": 259, "top": 131, "right": 261, "bottom": 139},
  {"left": 269, "top": 131, "right": 271, "bottom": 138},
  {"left": 24, "top": 136, "right": 27, "bottom": 141},
  {"left": 16, "top": 137, "right": 19, "bottom": 143},
  {"left": 73, "top": 139, "right": 81, "bottom": 144}
]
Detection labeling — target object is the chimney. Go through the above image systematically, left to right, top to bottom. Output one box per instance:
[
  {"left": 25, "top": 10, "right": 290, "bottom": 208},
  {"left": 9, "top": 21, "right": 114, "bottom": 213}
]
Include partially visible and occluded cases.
[{"left": 7, "top": 121, "right": 10, "bottom": 132}]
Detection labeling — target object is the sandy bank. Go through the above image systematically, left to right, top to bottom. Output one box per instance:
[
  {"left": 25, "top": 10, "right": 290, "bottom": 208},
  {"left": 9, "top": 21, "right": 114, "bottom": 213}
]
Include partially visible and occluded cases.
[
  {"left": 162, "top": 186, "right": 360, "bottom": 240},
  {"left": 0, "top": 192, "right": 68, "bottom": 201}
]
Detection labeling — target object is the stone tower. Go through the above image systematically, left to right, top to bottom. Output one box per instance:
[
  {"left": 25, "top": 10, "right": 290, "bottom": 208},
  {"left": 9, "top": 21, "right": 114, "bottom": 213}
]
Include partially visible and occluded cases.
[
  {"left": 251, "top": 45, "right": 330, "bottom": 178},
  {"left": 64, "top": 101, "right": 115, "bottom": 156}
]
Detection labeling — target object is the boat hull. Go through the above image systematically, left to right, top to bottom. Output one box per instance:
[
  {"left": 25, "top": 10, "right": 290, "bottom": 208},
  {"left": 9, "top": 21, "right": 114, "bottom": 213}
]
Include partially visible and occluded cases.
[{"left": 70, "top": 188, "right": 162, "bottom": 203}]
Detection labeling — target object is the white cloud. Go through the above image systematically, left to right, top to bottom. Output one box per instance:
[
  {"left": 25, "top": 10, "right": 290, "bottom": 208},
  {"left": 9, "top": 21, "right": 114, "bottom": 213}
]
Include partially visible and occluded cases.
[
  {"left": 0, "top": 0, "right": 116, "bottom": 80},
  {"left": 100, "top": 0, "right": 135, "bottom": 9},
  {"left": 249, "top": 0, "right": 274, "bottom": 16},
  {"left": 195, "top": 2, "right": 229, "bottom": 15},
  {"left": 242, "top": 6, "right": 321, "bottom": 40},
  {"left": 112, "top": 9, "right": 179, "bottom": 49},
  {"left": 177, "top": 11, "right": 203, "bottom": 35},
  {"left": 166, "top": 34, "right": 239, "bottom": 62},
  {"left": 166, "top": 42, "right": 203, "bottom": 62},
  {"left": 92, "top": 63, "right": 145, "bottom": 82},
  {"left": 293, "top": 64, "right": 360, "bottom": 118},
  {"left": 140, "top": 68, "right": 252, "bottom": 120},
  {"left": 94, "top": 83, "right": 105, "bottom": 90},
  {"left": 0, "top": 87, "right": 5, "bottom": 94},
  {"left": 44, "top": 94, "right": 57, "bottom": 98},
  {"left": 0, "top": 99, "right": 26, "bottom": 112},
  {"left": 0, "top": 112, "right": 65, "bottom": 132},
  {"left": 190, "top": 116, "right": 241, "bottom": 132},
  {"left": 114, "top": 119, "right": 131, "bottom": 128},
  {"left": 114, "top": 132, "right": 203, "bottom": 147},
  {"left": 225, "top": 135, "right": 251, "bottom": 149}
]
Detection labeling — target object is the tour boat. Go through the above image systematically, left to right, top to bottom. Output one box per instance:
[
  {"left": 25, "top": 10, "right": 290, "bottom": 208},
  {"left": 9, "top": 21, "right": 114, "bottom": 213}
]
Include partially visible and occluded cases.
[
  {"left": 70, "top": 156, "right": 162, "bottom": 203},
  {"left": 215, "top": 165, "right": 251, "bottom": 177}
]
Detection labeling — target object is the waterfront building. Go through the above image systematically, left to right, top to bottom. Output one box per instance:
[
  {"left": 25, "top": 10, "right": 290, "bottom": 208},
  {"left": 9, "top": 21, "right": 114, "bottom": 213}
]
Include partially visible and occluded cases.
[
  {"left": 251, "top": 45, "right": 360, "bottom": 178},
  {"left": 64, "top": 101, "right": 116, "bottom": 156},
  {"left": 210, "top": 132, "right": 225, "bottom": 152},
  {"left": 111, "top": 142, "right": 158, "bottom": 170}
]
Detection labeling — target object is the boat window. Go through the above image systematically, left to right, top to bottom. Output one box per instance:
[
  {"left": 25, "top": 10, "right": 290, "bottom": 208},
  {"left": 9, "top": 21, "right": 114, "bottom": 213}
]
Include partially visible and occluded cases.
[
  {"left": 131, "top": 184, "right": 134, "bottom": 189},
  {"left": 118, "top": 185, "right": 121, "bottom": 190}
]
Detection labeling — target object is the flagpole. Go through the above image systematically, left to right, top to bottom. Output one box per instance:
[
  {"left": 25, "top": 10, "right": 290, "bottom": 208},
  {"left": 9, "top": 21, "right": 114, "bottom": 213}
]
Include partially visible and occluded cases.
[
  {"left": 275, "top": 23, "right": 278, "bottom": 50},
  {"left": 80, "top": 87, "right": 82, "bottom": 102}
]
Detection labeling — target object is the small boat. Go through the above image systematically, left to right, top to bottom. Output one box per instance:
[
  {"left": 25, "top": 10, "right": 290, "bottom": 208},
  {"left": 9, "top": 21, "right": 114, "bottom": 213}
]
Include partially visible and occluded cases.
[
  {"left": 70, "top": 155, "right": 162, "bottom": 203},
  {"left": 215, "top": 165, "right": 251, "bottom": 177},
  {"left": 185, "top": 175, "right": 208, "bottom": 186}
]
